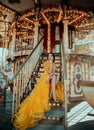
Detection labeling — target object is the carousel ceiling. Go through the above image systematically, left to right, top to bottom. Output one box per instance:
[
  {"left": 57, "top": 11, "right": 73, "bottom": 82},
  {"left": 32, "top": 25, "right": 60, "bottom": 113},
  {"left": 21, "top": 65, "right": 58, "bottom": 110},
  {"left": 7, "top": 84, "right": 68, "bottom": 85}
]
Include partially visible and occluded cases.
[
  {"left": 0, "top": 0, "right": 94, "bottom": 48},
  {"left": 0, "top": 0, "right": 94, "bottom": 13}
]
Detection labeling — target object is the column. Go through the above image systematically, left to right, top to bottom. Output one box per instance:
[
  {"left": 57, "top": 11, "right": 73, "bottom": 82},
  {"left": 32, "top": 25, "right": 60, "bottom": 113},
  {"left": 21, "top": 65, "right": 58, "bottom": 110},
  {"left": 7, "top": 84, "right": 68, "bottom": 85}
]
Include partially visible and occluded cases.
[
  {"left": 62, "top": 18, "right": 69, "bottom": 127},
  {"left": 63, "top": 19, "right": 69, "bottom": 55},
  {"left": 9, "top": 22, "right": 16, "bottom": 60},
  {"left": 47, "top": 23, "right": 51, "bottom": 53},
  {"left": 55, "top": 25, "right": 60, "bottom": 53}
]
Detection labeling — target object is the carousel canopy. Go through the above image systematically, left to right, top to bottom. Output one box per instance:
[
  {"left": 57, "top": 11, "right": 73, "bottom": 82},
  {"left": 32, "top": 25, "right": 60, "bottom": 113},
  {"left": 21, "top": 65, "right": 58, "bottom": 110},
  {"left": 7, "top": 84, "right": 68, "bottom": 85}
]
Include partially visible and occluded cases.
[{"left": 0, "top": 0, "right": 94, "bottom": 49}]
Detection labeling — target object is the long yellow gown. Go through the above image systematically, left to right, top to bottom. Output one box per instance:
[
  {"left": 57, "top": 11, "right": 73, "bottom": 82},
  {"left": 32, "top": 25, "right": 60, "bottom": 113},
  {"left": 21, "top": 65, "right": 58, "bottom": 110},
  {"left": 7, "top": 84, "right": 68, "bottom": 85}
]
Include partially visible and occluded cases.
[{"left": 13, "top": 61, "right": 64, "bottom": 130}]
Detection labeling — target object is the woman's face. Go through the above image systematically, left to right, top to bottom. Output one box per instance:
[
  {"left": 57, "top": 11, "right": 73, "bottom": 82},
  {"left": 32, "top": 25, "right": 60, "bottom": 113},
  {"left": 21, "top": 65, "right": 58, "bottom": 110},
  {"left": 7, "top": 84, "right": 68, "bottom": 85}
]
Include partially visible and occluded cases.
[{"left": 48, "top": 53, "right": 53, "bottom": 61}]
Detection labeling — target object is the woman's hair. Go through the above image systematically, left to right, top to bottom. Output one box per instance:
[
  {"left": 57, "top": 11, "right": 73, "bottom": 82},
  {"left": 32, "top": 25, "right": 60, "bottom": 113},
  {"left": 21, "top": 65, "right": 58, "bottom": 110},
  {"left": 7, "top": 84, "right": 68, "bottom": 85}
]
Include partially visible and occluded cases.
[{"left": 48, "top": 53, "right": 55, "bottom": 62}]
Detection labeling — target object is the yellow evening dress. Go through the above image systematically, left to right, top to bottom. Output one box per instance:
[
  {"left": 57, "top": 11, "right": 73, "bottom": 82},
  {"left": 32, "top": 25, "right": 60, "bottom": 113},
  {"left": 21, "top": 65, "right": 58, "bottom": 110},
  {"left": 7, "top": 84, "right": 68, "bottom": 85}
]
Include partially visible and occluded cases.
[{"left": 13, "top": 61, "right": 64, "bottom": 130}]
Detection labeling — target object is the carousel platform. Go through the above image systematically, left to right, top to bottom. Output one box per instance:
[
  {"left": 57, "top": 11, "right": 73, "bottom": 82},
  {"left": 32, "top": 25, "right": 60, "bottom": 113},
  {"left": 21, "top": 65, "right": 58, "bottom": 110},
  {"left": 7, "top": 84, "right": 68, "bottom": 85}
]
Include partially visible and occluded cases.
[{"left": 27, "top": 124, "right": 64, "bottom": 130}]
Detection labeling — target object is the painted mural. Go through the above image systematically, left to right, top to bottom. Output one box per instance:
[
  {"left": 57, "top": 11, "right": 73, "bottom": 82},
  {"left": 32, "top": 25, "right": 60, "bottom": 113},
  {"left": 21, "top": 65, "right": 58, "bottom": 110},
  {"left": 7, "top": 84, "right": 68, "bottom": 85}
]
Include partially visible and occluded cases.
[{"left": 68, "top": 30, "right": 94, "bottom": 101}]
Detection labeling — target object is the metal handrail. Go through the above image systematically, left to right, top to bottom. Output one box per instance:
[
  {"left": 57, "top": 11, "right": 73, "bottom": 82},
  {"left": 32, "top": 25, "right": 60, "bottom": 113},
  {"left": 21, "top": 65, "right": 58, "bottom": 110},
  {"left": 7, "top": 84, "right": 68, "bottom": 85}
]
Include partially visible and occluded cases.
[{"left": 12, "top": 37, "right": 44, "bottom": 121}]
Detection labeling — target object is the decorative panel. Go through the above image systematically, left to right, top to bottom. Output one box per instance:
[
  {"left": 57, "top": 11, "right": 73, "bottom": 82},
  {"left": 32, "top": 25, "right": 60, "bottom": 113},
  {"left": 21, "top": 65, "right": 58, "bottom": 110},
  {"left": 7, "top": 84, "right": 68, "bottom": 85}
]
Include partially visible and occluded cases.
[{"left": 68, "top": 55, "right": 92, "bottom": 101}]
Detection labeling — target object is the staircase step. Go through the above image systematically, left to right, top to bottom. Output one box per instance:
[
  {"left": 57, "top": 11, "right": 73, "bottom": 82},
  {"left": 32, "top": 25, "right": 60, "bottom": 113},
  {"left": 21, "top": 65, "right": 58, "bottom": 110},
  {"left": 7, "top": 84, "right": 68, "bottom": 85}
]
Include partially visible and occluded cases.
[
  {"left": 49, "top": 101, "right": 63, "bottom": 109},
  {"left": 39, "top": 108, "right": 64, "bottom": 125},
  {"left": 44, "top": 110, "right": 64, "bottom": 118},
  {"left": 27, "top": 124, "right": 64, "bottom": 130}
]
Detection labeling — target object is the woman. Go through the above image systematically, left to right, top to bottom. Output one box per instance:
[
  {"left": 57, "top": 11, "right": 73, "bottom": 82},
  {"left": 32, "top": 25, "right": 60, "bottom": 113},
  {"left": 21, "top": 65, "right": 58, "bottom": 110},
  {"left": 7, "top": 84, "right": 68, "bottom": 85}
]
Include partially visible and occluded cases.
[
  {"left": 13, "top": 53, "right": 64, "bottom": 130},
  {"left": 45, "top": 53, "right": 63, "bottom": 102}
]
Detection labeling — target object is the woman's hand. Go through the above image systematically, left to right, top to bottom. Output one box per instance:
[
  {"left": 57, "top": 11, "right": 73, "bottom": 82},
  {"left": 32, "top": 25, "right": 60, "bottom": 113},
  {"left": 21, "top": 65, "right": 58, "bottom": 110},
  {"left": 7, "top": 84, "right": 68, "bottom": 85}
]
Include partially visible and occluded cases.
[
  {"left": 48, "top": 60, "right": 53, "bottom": 74},
  {"left": 45, "top": 75, "right": 50, "bottom": 82}
]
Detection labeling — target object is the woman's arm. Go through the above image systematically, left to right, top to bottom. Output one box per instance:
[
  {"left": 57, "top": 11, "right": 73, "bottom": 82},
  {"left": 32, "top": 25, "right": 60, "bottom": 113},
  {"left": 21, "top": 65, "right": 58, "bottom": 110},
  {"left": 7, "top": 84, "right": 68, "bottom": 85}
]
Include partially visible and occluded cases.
[
  {"left": 43, "top": 61, "right": 50, "bottom": 74},
  {"left": 49, "top": 61, "right": 53, "bottom": 74},
  {"left": 45, "top": 63, "right": 56, "bottom": 82},
  {"left": 49, "top": 63, "right": 56, "bottom": 77}
]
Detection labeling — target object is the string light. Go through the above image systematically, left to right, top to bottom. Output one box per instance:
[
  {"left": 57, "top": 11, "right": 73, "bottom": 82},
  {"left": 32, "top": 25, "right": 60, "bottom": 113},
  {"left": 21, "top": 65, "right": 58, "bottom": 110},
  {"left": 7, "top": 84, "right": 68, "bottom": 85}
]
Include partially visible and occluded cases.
[{"left": 0, "top": 4, "right": 16, "bottom": 14}]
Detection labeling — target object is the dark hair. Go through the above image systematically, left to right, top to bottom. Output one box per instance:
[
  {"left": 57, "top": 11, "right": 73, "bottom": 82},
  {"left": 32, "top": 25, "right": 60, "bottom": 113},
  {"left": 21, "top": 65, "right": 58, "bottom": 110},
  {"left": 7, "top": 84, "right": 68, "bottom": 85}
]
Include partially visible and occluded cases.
[{"left": 48, "top": 53, "right": 55, "bottom": 62}]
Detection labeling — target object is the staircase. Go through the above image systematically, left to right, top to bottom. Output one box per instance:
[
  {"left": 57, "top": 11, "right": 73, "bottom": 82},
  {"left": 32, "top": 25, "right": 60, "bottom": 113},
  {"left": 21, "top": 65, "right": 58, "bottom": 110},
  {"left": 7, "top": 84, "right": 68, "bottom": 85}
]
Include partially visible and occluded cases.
[{"left": 26, "top": 53, "right": 65, "bottom": 130}]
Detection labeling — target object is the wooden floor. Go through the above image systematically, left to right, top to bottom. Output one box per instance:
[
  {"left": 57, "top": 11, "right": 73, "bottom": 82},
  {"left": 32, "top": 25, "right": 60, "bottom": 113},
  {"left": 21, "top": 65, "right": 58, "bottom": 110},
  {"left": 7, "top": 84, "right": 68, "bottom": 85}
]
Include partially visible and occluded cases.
[
  {"left": 0, "top": 89, "right": 94, "bottom": 130},
  {"left": 67, "top": 101, "right": 94, "bottom": 127}
]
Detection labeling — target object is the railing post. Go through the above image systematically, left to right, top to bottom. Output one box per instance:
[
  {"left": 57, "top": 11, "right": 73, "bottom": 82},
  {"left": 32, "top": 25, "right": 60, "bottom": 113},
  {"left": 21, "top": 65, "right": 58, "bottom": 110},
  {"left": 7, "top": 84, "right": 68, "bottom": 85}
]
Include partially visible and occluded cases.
[
  {"left": 62, "top": 16, "right": 69, "bottom": 128},
  {"left": 34, "top": 21, "right": 39, "bottom": 47}
]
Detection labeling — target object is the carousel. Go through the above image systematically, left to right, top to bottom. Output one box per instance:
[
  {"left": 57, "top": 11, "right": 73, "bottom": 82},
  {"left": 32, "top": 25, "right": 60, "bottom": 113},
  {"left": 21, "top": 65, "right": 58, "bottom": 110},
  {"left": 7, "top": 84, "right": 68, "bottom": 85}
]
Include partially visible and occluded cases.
[{"left": 0, "top": 0, "right": 94, "bottom": 129}]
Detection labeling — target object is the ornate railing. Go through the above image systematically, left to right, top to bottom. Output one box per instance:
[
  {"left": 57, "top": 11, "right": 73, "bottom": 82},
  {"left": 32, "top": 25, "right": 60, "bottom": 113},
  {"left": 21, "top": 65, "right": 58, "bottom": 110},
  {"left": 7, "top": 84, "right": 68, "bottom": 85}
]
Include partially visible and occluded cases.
[{"left": 12, "top": 40, "right": 43, "bottom": 121}]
